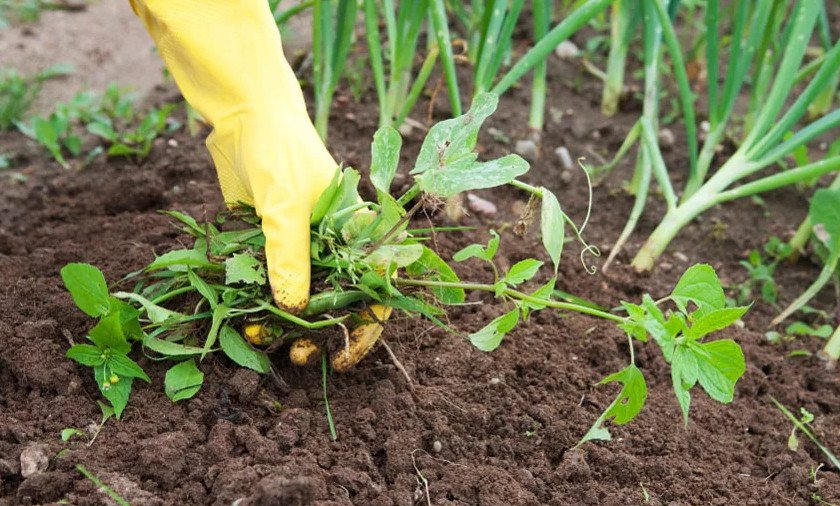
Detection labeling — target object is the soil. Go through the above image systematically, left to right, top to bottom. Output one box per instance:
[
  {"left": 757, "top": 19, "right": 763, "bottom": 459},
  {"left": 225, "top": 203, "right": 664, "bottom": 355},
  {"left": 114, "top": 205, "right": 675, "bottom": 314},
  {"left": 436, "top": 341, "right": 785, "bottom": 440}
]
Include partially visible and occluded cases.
[{"left": 2, "top": 14, "right": 840, "bottom": 506}]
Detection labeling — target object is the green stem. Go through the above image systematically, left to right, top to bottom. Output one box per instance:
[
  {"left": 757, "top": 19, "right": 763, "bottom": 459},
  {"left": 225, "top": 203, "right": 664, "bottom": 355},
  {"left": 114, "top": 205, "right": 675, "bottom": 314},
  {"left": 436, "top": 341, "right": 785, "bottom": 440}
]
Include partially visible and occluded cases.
[
  {"left": 429, "top": 0, "right": 462, "bottom": 116},
  {"left": 529, "top": 0, "right": 550, "bottom": 130},
  {"left": 770, "top": 251, "right": 840, "bottom": 327},
  {"left": 395, "top": 278, "right": 625, "bottom": 323},
  {"left": 823, "top": 325, "right": 840, "bottom": 363},
  {"left": 322, "top": 352, "right": 338, "bottom": 440}
]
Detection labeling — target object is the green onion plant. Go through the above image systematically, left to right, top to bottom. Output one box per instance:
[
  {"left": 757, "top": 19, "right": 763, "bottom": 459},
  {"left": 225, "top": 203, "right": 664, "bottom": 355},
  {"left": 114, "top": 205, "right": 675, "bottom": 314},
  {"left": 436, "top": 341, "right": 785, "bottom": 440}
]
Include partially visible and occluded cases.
[{"left": 312, "top": 0, "right": 358, "bottom": 139}]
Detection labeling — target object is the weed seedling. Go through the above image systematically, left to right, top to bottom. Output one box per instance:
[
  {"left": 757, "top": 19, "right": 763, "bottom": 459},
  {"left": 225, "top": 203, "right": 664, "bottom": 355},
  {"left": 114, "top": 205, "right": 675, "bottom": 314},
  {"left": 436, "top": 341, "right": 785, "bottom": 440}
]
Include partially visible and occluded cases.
[
  {"left": 0, "top": 64, "right": 73, "bottom": 130},
  {"left": 62, "top": 94, "right": 748, "bottom": 442},
  {"left": 772, "top": 397, "right": 840, "bottom": 470}
]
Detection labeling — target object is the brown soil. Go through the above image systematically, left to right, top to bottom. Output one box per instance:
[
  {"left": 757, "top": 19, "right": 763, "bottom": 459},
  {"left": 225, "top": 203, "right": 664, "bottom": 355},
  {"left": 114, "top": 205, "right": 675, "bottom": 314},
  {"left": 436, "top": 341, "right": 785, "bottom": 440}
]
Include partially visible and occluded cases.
[{"left": 2, "top": 27, "right": 840, "bottom": 506}]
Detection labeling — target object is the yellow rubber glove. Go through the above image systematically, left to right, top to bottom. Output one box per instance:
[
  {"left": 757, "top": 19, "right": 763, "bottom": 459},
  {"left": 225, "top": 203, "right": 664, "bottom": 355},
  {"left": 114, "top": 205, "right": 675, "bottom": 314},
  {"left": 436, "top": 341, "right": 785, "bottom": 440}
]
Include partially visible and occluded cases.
[{"left": 130, "top": 0, "right": 336, "bottom": 312}]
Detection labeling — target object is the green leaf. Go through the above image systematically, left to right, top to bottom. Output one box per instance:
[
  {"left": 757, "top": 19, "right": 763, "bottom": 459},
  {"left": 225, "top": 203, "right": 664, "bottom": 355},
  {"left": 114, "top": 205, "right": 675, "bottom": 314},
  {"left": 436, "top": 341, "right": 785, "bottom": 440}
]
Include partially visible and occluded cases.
[
  {"left": 411, "top": 93, "right": 529, "bottom": 197},
  {"left": 370, "top": 126, "right": 402, "bottom": 194},
  {"left": 310, "top": 168, "right": 342, "bottom": 225},
  {"left": 324, "top": 168, "right": 362, "bottom": 228},
  {"left": 810, "top": 188, "right": 840, "bottom": 256},
  {"left": 540, "top": 189, "right": 565, "bottom": 275},
  {"left": 161, "top": 210, "right": 205, "bottom": 237},
  {"left": 453, "top": 230, "right": 500, "bottom": 262},
  {"left": 365, "top": 244, "right": 424, "bottom": 270},
  {"left": 405, "top": 246, "right": 465, "bottom": 304},
  {"left": 146, "top": 249, "right": 212, "bottom": 271},
  {"left": 224, "top": 253, "right": 266, "bottom": 285},
  {"left": 505, "top": 259, "right": 544, "bottom": 286},
  {"left": 60, "top": 263, "right": 110, "bottom": 317},
  {"left": 671, "top": 264, "right": 726, "bottom": 317},
  {"left": 188, "top": 269, "right": 218, "bottom": 307},
  {"left": 521, "top": 278, "right": 557, "bottom": 311},
  {"left": 113, "top": 292, "right": 186, "bottom": 324},
  {"left": 109, "top": 298, "right": 143, "bottom": 341},
  {"left": 202, "top": 305, "right": 231, "bottom": 358},
  {"left": 684, "top": 305, "right": 750, "bottom": 340},
  {"left": 469, "top": 309, "right": 520, "bottom": 352},
  {"left": 88, "top": 313, "right": 130, "bottom": 354},
  {"left": 785, "top": 322, "right": 834, "bottom": 338},
  {"left": 219, "top": 326, "right": 271, "bottom": 373},
  {"left": 143, "top": 336, "right": 207, "bottom": 357},
  {"left": 670, "top": 339, "right": 745, "bottom": 424},
  {"left": 692, "top": 339, "right": 745, "bottom": 404},
  {"left": 66, "top": 344, "right": 106, "bottom": 367},
  {"left": 108, "top": 354, "right": 150, "bottom": 383},
  {"left": 164, "top": 360, "right": 204, "bottom": 402},
  {"left": 578, "top": 365, "right": 648, "bottom": 446},
  {"left": 94, "top": 366, "right": 132, "bottom": 419},
  {"left": 61, "top": 428, "right": 85, "bottom": 442}
]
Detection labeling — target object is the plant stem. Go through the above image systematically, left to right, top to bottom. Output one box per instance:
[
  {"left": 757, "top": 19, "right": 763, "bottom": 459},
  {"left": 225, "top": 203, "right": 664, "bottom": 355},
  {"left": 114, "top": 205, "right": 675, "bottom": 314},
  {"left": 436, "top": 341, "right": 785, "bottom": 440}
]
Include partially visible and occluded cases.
[
  {"left": 428, "top": 0, "right": 462, "bottom": 116},
  {"left": 528, "top": 0, "right": 550, "bottom": 130},
  {"left": 601, "top": 0, "right": 634, "bottom": 117},
  {"left": 395, "top": 278, "right": 625, "bottom": 323},
  {"left": 823, "top": 325, "right": 840, "bottom": 364},
  {"left": 321, "top": 352, "right": 338, "bottom": 440}
]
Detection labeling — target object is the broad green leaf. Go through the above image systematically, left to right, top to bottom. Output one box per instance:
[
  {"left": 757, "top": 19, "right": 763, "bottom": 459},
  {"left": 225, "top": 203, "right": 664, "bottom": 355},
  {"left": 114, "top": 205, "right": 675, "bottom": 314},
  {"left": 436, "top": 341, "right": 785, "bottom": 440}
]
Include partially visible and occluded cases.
[
  {"left": 410, "top": 93, "right": 529, "bottom": 197},
  {"left": 370, "top": 126, "right": 402, "bottom": 194},
  {"left": 417, "top": 154, "right": 529, "bottom": 198},
  {"left": 310, "top": 168, "right": 342, "bottom": 225},
  {"left": 324, "top": 168, "right": 362, "bottom": 228},
  {"left": 810, "top": 188, "right": 840, "bottom": 256},
  {"left": 540, "top": 189, "right": 565, "bottom": 274},
  {"left": 453, "top": 230, "right": 500, "bottom": 262},
  {"left": 366, "top": 244, "right": 424, "bottom": 270},
  {"left": 405, "top": 246, "right": 465, "bottom": 304},
  {"left": 147, "top": 249, "right": 212, "bottom": 271},
  {"left": 224, "top": 253, "right": 266, "bottom": 285},
  {"left": 505, "top": 259, "right": 544, "bottom": 286},
  {"left": 60, "top": 263, "right": 110, "bottom": 317},
  {"left": 671, "top": 264, "right": 726, "bottom": 317},
  {"left": 188, "top": 269, "right": 217, "bottom": 307},
  {"left": 113, "top": 292, "right": 186, "bottom": 324},
  {"left": 109, "top": 298, "right": 143, "bottom": 341},
  {"left": 684, "top": 305, "right": 750, "bottom": 340},
  {"left": 469, "top": 309, "right": 520, "bottom": 352},
  {"left": 88, "top": 313, "right": 130, "bottom": 354},
  {"left": 785, "top": 322, "right": 834, "bottom": 338},
  {"left": 219, "top": 326, "right": 271, "bottom": 373},
  {"left": 143, "top": 336, "right": 207, "bottom": 357},
  {"left": 692, "top": 339, "right": 745, "bottom": 404},
  {"left": 66, "top": 344, "right": 106, "bottom": 367},
  {"left": 670, "top": 345, "right": 698, "bottom": 424},
  {"left": 108, "top": 354, "right": 151, "bottom": 383},
  {"left": 164, "top": 360, "right": 204, "bottom": 402},
  {"left": 578, "top": 365, "right": 648, "bottom": 446},
  {"left": 94, "top": 366, "right": 132, "bottom": 419},
  {"left": 61, "top": 428, "right": 85, "bottom": 442}
]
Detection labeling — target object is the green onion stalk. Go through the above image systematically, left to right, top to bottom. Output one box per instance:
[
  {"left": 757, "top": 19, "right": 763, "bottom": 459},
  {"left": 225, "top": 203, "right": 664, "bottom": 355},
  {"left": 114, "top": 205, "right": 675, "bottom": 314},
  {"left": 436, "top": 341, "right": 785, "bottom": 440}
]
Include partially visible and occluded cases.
[{"left": 312, "top": 0, "right": 358, "bottom": 140}]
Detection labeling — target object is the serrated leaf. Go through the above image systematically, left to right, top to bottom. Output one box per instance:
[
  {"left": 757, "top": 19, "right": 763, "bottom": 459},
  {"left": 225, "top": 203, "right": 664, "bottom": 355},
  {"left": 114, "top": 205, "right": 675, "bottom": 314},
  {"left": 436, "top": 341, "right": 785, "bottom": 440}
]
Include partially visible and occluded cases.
[
  {"left": 370, "top": 126, "right": 402, "bottom": 194},
  {"left": 540, "top": 189, "right": 565, "bottom": 274},
  {"left": 224, "top": 253, "right": 266, "bottom": 285},
  {"left": 505, "top": 259, "right": 544, "bottom": 286},
  {"left": 60, "top": 263, "right": 110, "bottom": 317},
  {"left": 671, "top": 264, "right": 726, "bottom": 317},
  {"left": 684, "top": 305, "right": 750, "bottom": 339},
  {"left": 469, "top": 309, "right": 520, "bottom": 352},
  {"left": 88, "top": 313, "right": 130, "bottom": 354},
  {"left": 219, "top": 326, "right": 271, "bottom": 373},
  {"left": 692, "top": 339, "right": 745, "bottom": 404},
  {"left": 66, "top": 344, "right": 106, "bottom": 367},
  {"left": 108, "top": 354, "right": 151, "bottom": 383},
  {"left": 164, "top": 360, "right": 204, "bottom": 402}
]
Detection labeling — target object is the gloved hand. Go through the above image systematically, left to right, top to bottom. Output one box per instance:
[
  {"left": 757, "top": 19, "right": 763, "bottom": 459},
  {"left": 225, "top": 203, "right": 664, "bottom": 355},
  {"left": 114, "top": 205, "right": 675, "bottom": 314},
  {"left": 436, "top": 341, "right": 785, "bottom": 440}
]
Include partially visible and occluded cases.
[
  {"left": 129, "top": 0, "right": 335, "bottom": 312},
  {"left": 130, "top": 0, "right": 391, "bottom": 370}
]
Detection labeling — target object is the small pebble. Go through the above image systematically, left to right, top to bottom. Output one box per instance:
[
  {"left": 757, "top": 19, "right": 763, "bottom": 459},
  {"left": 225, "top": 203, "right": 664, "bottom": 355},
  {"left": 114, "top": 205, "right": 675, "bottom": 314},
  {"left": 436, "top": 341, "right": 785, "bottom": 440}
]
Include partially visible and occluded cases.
[
  {"left": 555, "top": 40, "right": 580, "bottom": 59},
  {"left": 700, "top": 120, "right": 711, "bottom": 133},
  {"left": 398, "top": 123, "right": 413, "bottom": 136},
  {"left": 658, "top": 128, "right": 675, "bottom": 148},
  {"left": 167, "top": 138, "right": 179, "bottom": 147},
  {"left": 515, "top": 139, "right": 538, "bottom": 160},
  {"left": 554, "top": 146, "right": 574, "bottom": 171},
  {"left": 466, "top": 193, "right": 498, "bottom": 216},
  {"left": 673, "top": 252, "right": 689, "bottom": 263},
  {"left": 660, "top": 262, "right": 673, "bottom": 272},
  {"left": 489, "top": 377, "right": 501, "bottom": 385},
  {"left": 432, "top": 441, "right": 443, "bottom": 453},
  {"left": 20, "top": 444, "right": 48, "bottom": 478}
]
